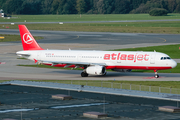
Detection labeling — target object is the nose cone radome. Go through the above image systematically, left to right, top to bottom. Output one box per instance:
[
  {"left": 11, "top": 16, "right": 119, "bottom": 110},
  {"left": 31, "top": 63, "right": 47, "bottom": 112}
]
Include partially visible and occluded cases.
[{"left": 171, "top": 60, "right": 177, "bottom": 68}]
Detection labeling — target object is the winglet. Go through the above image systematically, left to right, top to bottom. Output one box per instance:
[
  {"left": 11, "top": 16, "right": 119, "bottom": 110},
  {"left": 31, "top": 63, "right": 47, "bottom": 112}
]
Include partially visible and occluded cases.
[{"left": 18, "top": 25, "right": 43, "bottom": 51}]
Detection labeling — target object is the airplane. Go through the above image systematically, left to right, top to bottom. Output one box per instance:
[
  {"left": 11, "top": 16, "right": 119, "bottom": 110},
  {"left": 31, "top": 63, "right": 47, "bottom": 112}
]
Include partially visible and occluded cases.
[{"left": 16, "top": 25, "right": 177, "bottom": 78}]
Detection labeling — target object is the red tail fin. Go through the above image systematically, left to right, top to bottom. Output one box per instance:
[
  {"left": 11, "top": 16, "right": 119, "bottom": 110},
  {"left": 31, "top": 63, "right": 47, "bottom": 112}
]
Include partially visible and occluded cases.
[{"left": 18, "top": 25, "right": 43, "bottom": 51}]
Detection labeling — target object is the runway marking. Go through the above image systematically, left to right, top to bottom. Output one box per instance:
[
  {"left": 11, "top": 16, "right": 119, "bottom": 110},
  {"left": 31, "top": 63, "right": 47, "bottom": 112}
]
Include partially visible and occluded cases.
[
  {"left": 72, "top": 35, "right": 79, "bottom": 40},
  {"left": 0, "top": 37, "right": 4, "bottom": 39},
  {"left": 159, "top": 38, "right": 166, "bottom": 42},
  {"left": 143, "top": 77, "right": 163, "bottom": 79}
]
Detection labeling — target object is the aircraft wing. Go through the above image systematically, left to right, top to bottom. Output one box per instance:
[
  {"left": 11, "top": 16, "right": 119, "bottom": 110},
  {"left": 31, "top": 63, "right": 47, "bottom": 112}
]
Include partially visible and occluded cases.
[{"left": 40, "top": 60, "right": 106, "bottom": 66}]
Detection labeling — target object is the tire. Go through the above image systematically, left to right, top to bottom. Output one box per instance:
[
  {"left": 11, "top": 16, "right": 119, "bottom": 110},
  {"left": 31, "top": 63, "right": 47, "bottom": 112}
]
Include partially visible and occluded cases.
[
  {"left": 81, "top": 72, "right": 88, "bottom": 77},
  {"left": 155, "top": 74, "right": 159, "bottom": 78}
]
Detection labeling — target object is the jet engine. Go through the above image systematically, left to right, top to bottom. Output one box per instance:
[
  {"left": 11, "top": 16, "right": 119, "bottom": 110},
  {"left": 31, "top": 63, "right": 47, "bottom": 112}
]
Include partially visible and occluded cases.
[
  {"left": 86, "top": 65, "right": 106, "bottom": 75},
  {"left": 111, "top": 69, "right": 132, "bottom": 72}
]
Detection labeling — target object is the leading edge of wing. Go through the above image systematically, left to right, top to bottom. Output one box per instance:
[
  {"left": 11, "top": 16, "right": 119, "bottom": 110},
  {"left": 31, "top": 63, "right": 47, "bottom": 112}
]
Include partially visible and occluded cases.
[{"left": 40, "top": 60, "right": 106, "bottom": 66}]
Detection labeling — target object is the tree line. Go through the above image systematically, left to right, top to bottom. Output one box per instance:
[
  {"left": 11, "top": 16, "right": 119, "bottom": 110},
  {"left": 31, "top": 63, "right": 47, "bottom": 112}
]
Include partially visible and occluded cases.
[{"left": 0, "top": 0, "right": 180, "bottom": 15}]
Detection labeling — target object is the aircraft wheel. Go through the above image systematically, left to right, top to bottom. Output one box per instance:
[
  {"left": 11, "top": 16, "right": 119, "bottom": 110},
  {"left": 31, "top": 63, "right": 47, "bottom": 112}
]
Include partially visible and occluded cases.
[
  {"left": 81, "top": 72, "right": 88, "bottom": 77},
  {"left": 154, "top": 74, "right": 159, "bottom": 78}
]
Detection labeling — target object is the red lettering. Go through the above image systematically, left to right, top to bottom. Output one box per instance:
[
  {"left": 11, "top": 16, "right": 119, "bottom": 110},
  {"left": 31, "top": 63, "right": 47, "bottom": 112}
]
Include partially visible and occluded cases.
[
  {"left": 104, "top": 53, "right": 149, "bottom": 61},
  {"left": 111, "top": 53, "right": 117, "bottom": 60},
  {"left": 117, "top": 53, "right": 120, "bottom": 60},
  {"left": 104, "top": 54, "right": 110, "bottom": 60},
  {"left": 120, "top": 54, "right": 127, "bottom": 60},
  {"left": 128, "top": 54, "right": 134, "bottom": 60},
  {"left": 134, "top": 54, "right": 137, "bottom": 62},
  {"left": 137, "top": 54, "right": 143, "bottom": 61},
  {"left": 144, "top": 54, "right": 149, "bottom": 61}
]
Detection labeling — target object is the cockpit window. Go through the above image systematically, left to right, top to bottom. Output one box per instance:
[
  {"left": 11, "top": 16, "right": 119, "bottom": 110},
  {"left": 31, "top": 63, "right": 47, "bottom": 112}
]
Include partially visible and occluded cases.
[{"left": 160, "top": 57, "right": 171, "bottom": 60}]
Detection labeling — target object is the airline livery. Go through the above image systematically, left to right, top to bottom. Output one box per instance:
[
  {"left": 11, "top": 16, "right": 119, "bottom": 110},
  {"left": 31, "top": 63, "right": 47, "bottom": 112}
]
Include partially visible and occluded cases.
[{"left": 16, "top": 25, "right": 177, "bottom": 78}]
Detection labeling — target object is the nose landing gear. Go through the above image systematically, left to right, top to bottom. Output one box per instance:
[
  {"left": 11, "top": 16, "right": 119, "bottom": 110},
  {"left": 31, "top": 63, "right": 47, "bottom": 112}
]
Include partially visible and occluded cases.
[{"left": 154, "top": 70, "right": 159, "bottom": 78}]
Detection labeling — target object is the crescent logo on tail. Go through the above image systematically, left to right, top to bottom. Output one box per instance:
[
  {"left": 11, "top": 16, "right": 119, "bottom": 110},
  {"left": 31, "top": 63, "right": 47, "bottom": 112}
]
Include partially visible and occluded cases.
[
  {"left": 19, "top": 25, "right": 43, "bottom": 50},
  {"left": 23, "top": 33, "right": 34, "bottom": 44}
]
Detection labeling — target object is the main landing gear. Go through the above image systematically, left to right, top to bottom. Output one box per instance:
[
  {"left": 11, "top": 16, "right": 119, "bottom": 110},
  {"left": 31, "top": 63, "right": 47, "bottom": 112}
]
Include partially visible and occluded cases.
[
  {"left": 81, "top": 65, "right": 88, "bottom": 77},
  {"left": 154, "top": 70, "right": 159, "bottom": 78},
  {"left": 81, "top": 72, "right": 88, "bottom": 77}
]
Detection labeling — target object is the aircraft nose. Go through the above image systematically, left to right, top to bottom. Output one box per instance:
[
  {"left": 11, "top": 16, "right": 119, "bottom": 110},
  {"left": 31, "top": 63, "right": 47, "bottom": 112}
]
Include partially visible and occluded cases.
[{"left": 171, "top": 60, "right": 177, "bottom": 68}]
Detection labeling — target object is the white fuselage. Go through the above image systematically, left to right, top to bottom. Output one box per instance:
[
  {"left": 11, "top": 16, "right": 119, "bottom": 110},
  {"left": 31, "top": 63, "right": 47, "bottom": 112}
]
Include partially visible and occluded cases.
[
  {"left": 17, "top": 25, "right": 177, "bottom": 78},
  {"left": 17, "top": 50, "right": 177, "bottom": 70}
]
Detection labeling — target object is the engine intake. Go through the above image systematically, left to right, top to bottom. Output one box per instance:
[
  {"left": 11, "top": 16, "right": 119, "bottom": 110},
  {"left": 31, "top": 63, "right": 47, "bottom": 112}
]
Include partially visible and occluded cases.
[{"left": 86, "top": 65, "right": 106, "bottom": 75}]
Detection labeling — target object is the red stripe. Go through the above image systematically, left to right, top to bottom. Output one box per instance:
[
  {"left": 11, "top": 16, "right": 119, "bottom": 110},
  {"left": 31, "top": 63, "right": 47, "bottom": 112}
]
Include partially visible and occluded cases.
[
  {"left": 43, "top": 63, "right": 172, "bottom": 70},
  {"left": 43, "top": 63, "right": 76, "bottom": 68},
  {"left": 106, "top": 66, "right": 172, "bottom": 70}
]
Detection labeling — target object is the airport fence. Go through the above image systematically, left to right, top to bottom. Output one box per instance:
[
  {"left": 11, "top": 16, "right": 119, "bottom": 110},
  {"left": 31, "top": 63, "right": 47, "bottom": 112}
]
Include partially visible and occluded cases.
[
  {"left": 4, "top": 80, "right": 179, "bottom": 95},
  {"left": 56, "top": 80, "right": 180, "bottom": 95}
]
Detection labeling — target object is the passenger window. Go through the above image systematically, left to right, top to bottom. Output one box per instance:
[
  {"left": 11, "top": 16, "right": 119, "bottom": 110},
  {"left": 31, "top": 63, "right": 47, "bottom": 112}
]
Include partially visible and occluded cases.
[{"left": 161, "top": 57, "right": 163, "bottom": 60}]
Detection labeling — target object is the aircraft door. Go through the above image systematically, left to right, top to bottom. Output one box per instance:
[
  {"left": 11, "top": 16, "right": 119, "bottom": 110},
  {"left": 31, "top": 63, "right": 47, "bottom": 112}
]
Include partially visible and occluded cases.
[
  {"left": 37, "top": 52, "right": 41, "bottom": 61},
  {"left": 77, "top": 54, "right": 82, "bottom": 62},
  {"left": 150, "top": 54, "right": 156, "bottom": 64},
  {"left": 117, "top": 58, "right": 121, "bottom": 63}
]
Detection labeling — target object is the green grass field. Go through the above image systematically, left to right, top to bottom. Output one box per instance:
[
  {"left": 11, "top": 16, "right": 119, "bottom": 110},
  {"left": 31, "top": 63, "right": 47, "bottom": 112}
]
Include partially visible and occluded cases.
[
  {"left": 1, "top": 14, "right": 180, "bottom": 22},
  {"left": 1, "top": 14, "right": 180, "bottom": 34},
  {"left": 1, "top": 21, "right": 180, "bottom": 34},
  {"left": 0, "top": 34, "right": 43, "bottom": 42},
  {"left": 0, "top": 34, "right": 21, "bottom": 42},
  {"left": 0, "top": 80, "right": 179, "bottom": 88},
  {"left": 1, "top": 80, "right": 180, "bottom": 94}
]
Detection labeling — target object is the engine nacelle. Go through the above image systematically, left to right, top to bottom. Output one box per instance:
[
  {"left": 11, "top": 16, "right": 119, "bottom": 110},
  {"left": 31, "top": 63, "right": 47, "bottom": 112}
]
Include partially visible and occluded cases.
[
  {"left": 86, "top": 65, "right": 106, "bottom": 75},
  {"left": 111, "top": 69, "right": 132, "bottom": 72}
]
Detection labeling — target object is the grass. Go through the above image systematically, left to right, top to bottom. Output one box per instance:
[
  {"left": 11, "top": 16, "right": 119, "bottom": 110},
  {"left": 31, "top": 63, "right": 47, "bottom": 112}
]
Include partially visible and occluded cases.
[
  {"left": 1, "top": 14, "right": 180, "bottom": 22},
  {"left": 1, "top": 14, "right": 180, "bottom": 34},
  {"left": 1, "top": 21, "right": 180, "bottom": 34},
  {"left": 0, "top": 34, "right": 43, "bottom": 42},
  {"left": 0, "top": 34, "right": 21, "bottom": 42},
  {"left": 0, "top": 80, "right": 11, "bottom": 83},
  {"left": 1, "top": 80, "right": 180, "bottom": 94},
  {"left": 1, "top": 80, "right": 179, "bottom": 88},
  {"left": 21, "top": 80, "right": 180, "bottom": 88}
]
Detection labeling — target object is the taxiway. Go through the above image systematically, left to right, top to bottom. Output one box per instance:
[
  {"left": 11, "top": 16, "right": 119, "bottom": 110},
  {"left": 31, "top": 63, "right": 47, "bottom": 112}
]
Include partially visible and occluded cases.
[{"left": 0, "top": 29, "right": 179, "bottom": 81}]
